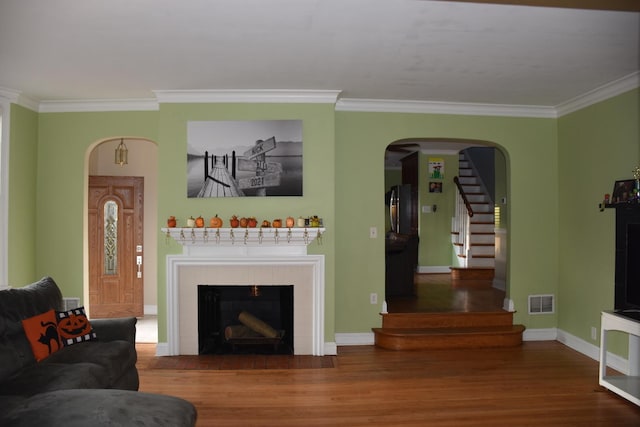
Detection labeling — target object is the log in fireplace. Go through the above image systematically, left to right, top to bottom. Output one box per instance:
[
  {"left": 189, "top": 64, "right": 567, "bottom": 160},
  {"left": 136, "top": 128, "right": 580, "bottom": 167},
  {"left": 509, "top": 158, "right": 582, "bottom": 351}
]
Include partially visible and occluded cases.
[{"left": 198, "top": 285, "right": 294, "bottom": 354}]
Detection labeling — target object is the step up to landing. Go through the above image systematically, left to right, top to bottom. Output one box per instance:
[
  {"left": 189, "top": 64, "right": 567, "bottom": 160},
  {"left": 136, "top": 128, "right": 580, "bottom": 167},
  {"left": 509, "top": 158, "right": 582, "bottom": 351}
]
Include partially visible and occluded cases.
[
  {"left": 450, "top": 267, "right": 494, "bottom": 280},
  {"left": 373, "top": 311, "right": 525, "bottom": 351},
  {"left": 372, "top": 325, "right": 525, "bottom": 350}
]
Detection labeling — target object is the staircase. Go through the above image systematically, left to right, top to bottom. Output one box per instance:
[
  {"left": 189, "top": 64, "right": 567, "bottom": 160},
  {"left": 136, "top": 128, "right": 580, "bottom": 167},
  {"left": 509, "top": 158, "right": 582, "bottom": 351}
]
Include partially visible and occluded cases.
[
  {"left": 451, "top": 152, "right": 495, "bottom": 280},
  {"left": 372, "top": 311, "right": 525, "bottom": 350}
]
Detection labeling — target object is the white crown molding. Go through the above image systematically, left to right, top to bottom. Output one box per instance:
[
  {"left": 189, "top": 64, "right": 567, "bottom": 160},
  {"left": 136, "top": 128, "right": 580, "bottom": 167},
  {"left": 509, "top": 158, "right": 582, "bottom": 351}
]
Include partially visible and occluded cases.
[
  {"left": 555, "top": 72, "right": 640, "bottom": 117},
  {"left": 0, "top": 87, "right": 39, "bottom": 112},
  {"left": 153, "top": 89, "right": 342, "bottom": 104},
  {"left": 38, "top": 98, "right": 159, "bottom": 113},
  {"left": 335, "top": 98, "right": 558, "bottom": 118}
]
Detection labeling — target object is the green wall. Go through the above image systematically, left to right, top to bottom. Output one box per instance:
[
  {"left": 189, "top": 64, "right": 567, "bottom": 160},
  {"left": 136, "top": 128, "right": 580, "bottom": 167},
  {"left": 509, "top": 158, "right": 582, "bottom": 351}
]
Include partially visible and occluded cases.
[
  {"left": 558, "top": 88, "right": 640, "bottom": 354},
  {"left": 7, "top": 89, "right": 638, "bottom": 359},
  {"left": 154, "top": 103, "right": 336, "bottom": 342},
  {"left": 8, "top": 104, "right": 38, "bottom": 284},
  {"left": 35, "top": 111, "right": 158, "bottom": 297},
  {"left": 335, "top": 111, "right": 559, "bottom": 332},
  {"left": 418, "top": 152, "right": 459, "bottom": 267}
]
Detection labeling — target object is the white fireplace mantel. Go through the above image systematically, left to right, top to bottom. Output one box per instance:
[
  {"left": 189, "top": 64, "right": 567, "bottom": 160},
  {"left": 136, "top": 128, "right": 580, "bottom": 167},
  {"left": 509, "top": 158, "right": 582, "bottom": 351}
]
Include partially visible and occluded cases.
[
  {"left": 161, "top": 227, "right": 331, "bottom": 357},
  {"left": 162, "top": 227, "right": 325, "bottom": 252}
]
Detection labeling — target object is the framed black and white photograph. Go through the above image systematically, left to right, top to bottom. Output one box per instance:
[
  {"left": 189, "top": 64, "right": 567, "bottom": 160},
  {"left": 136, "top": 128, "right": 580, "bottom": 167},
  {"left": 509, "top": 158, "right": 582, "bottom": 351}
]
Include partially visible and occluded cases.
[
  {"left": 187, "top": 120, "right": 303, "bottom": 197},
  {"left": 612, "top": 179, "right": 636, "bottom": 204}
]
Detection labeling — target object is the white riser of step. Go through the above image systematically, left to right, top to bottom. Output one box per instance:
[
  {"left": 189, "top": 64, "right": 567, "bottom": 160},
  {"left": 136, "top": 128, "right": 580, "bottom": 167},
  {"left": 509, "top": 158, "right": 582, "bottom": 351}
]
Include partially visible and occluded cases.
[
  {"left": 459, "top": 160, "right": 470, "bottom": 168},
  {"left": 459, "top": 169, "right": 474, "bottom": 177},
  {"left": 457, "top": 176, "right": 477, "bottom": 185},
  {"left": 462, "top": 185, "right": 482, "bottom": 193},
  {"left": 467, "top": 194, "right": 489, "bottom": 203},
  {"left": 470, "top": 203, "right": 493, "bottom": 213},
  {"left": 472, "top": 213, "right": 494, "bottom": 222},
  {"left": 470, "top": 223, "right": 495, "bottom": 233},
  {"left": 469, "top": 234, "right": 495, "bottom": 244},
  {"left": 470, "top": 245, "right": 496, "bottom": 256},
  {"left": 467, "top": 257, "right": 495, "bottom": 268}
]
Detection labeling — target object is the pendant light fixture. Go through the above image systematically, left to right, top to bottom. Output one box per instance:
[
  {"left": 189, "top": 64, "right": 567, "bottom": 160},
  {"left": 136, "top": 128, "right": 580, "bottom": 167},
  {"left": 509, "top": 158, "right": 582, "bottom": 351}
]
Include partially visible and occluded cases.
[{"left": 115, "top": 138, "right": 128, "bottom": 166}]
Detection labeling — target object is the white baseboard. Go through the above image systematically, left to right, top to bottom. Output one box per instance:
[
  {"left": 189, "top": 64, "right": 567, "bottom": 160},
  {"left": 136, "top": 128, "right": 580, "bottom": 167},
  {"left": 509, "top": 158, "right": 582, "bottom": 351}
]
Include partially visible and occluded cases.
[
  {"left": 417, "top": 266, "right": 451, "bottom": 274},
  {"left": 144, "top": 305, "right": 158, "bottom": 316},
  {"left": 523, "top": 328, "right": 557, "bottom": 341},
  {"left": 556, "top": 328, "right": 628, "bottom": 374},
  {"left": 335, "top": 332, "right": 375, "bottom": 346},
  {"left": 155, "top": 342, "right": 169, "bottom": 356},
  {"left": 324, "top": 342, "right": 338, "bottom": 355}
]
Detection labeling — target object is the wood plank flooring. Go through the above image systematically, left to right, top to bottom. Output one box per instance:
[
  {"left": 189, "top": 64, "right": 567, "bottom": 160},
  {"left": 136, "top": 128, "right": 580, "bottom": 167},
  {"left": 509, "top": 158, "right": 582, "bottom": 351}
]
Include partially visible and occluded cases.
[
  {"left": 136, "top": 274, "right": 640, "bottom": 425},
  {"left": 136, "top": 342, "right": 640, "bottom": 426}
]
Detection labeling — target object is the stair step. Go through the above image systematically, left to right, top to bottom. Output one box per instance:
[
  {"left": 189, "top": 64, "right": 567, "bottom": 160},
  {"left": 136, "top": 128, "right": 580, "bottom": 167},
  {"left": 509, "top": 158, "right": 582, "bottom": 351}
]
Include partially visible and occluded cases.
[
  {"left": 450, "top": 267, "right": 495, "bottom": 280},
  {"left": 381, "top": 311, "right": 512, "bottom": 329},
  {"left": 372, "top": 325, "right": 525, "bottom": 350}
]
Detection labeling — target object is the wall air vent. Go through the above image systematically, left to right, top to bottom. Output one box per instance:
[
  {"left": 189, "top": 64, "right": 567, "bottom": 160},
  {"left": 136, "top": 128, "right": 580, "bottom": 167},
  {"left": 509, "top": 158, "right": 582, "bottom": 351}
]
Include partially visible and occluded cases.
[
  {"left": 528, "top": 294, "right": 554, "bottom": 314},
  {"left": 63, "top": 297, "right": 80, "bottom": 311}
]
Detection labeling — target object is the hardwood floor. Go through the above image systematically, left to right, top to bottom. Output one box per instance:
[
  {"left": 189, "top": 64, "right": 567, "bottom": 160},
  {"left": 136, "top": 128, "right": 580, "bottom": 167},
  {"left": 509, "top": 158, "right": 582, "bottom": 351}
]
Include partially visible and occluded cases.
[
  {"left": 386, "top": 273, "right": 505, "bottom": 313},
  {"left": 136, "top": 274, "right": 640, "bottom": 425},
  {"left": 136, "top": 342, "right": 640, "bottom": 426}
]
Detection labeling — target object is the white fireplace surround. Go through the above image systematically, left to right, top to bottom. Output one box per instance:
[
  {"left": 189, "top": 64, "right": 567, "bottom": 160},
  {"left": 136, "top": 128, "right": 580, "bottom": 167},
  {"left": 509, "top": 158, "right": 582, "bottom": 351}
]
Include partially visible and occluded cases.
[{"left": 161, "top": 228, "right": 331, "bottom": 356}]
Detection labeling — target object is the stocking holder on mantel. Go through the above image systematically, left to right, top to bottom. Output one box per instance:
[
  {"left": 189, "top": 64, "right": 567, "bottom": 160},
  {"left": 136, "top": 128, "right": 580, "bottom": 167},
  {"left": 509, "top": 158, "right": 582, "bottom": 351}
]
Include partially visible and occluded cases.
[{"left": 162, "top": 227, "right": 325, "bottom": 247}]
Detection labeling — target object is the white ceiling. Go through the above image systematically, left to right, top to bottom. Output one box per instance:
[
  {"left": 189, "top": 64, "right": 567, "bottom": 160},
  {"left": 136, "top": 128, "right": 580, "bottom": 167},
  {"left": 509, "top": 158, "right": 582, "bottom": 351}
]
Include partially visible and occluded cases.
[{"left": 0, "top": 0, "right": 638, "bottom": 108}]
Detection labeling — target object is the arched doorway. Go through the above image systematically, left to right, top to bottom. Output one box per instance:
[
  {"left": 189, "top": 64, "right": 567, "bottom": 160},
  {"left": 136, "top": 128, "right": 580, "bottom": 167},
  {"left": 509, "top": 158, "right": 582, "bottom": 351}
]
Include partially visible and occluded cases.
[
  {"left": 83, "top": 138, "right": 158, "bottom": 322},
  {"left": 383, "top": 138, "right": 510, "bottom": 311}
]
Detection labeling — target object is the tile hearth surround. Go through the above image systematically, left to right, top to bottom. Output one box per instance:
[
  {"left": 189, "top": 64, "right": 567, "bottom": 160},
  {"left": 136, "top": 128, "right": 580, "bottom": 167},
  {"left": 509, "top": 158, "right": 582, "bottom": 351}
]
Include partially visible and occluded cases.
[{"left": 162, "top": 230, "right": 330, "bottom": 357}]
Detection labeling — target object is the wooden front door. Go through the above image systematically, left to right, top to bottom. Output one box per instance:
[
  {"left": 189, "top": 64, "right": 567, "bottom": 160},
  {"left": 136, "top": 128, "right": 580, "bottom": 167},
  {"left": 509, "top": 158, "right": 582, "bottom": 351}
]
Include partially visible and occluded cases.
[{"left": 88, "top": 176, "right": 144, "bottom": 318}]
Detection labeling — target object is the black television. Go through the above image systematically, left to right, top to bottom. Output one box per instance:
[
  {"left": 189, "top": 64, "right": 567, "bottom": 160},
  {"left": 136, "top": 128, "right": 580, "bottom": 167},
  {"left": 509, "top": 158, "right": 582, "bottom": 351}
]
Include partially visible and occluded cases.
[{"left": 614, "top": 204, "right": 640, "bottom": 321}]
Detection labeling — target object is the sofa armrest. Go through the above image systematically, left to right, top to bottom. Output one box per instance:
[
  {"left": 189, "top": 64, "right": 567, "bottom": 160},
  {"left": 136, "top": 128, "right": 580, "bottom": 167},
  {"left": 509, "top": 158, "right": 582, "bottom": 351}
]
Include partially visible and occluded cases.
[{"left": 90, "top": 317, "right": 137, "bottom": 344}]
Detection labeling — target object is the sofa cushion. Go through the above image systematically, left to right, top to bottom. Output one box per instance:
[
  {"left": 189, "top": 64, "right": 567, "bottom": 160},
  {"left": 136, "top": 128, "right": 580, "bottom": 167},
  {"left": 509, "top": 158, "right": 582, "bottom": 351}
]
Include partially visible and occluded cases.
[
  {"left": 0, "top": 277, "right": 63, "bottom": 383},
  {"left": 56, "top": 307, "right": 97, "bottom": 346},
  {"left": 21, "top": 309, "right": 63, "bottom": 361},
  {"left": 44, "top": 340, "right": 136, "bottom": 385},
  {"left": 0, "top": 362, "right": 109, "bottom": 397},
  {"left": 0, "top": 389, "right": 198, "bottom": 427}
]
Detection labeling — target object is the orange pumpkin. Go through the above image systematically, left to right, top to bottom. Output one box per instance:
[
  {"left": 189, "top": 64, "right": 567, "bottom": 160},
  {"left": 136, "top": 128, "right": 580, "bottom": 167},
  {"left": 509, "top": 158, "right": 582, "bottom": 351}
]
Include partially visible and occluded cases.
[
  {"left": 209, "top": 215, "right": 223, "bottom": 228},
  {"left": 230, "top": 215, "right": 240, "bottom": 228},
  {"left": 167, "top": 216, "right": 177, "bottom": 228},
  {"left": 195, "top": 216, "right": 205, "bottom": 228},
  {"left": 285, "top": 216, "right": 295, "bottom": 228},
  {"left": 239, "top": 217, "right": 248, "bottom": 228},
  {"left": 248, "top": 217, "right": 258, "bottom": 228},
  {"left": 272, "top": 219, "right": 282, "bottom": 228},
  {"left": 58, "top": 313, "right": 91, "bottom": 339}
]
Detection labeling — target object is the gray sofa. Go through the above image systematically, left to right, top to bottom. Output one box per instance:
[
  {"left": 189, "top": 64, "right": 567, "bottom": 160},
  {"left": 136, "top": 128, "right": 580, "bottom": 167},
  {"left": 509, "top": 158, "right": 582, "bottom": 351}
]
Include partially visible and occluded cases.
[{"left": 0, "top": 276, "right": 197, "bottom": 426}]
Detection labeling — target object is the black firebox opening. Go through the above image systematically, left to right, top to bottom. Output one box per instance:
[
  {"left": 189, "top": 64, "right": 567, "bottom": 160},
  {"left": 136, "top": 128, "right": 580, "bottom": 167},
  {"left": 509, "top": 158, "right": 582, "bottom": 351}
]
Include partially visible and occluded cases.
[{"left": 198, "top": 285, "right": 294, "bottom": 355}]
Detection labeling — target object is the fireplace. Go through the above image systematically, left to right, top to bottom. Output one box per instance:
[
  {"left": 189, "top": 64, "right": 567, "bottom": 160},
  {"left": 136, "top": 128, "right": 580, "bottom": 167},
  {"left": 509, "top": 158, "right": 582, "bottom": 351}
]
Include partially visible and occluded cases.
[
  {"left": 162, "top": 226, "right": 328, "bottom": 356},
  {"left": 198, "top": 284, "right": 294, "bottom": 354}
]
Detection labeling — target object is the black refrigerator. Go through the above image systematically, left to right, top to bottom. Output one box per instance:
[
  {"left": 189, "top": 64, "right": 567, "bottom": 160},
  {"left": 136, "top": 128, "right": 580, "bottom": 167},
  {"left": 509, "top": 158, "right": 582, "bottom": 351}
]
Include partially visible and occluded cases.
[{"left": 387, "top": 184, "right": 414, "bottom": 235}]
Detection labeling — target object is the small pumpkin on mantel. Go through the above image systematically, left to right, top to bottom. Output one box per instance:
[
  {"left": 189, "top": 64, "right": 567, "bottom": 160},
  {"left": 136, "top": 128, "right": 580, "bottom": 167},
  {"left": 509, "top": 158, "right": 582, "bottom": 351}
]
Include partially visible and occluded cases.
[
  {"left": 209, "top": 215, "right": 223, "bottom": 228},
  {"left": 195, "top": 216, "right": 205, "bottom": 228},
  {"left": 285, "top": 216, "right": 295, "bottom": 228},
  {"left": 272, "top": 219, "right": 282, "bottom": 228}
]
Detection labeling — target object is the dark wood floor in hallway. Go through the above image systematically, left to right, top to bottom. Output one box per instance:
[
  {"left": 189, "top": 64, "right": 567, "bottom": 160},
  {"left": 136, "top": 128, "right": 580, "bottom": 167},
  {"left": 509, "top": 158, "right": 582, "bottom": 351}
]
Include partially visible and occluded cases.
[{"left": 387, "top": 273, "right": 505, "bottom": 313}]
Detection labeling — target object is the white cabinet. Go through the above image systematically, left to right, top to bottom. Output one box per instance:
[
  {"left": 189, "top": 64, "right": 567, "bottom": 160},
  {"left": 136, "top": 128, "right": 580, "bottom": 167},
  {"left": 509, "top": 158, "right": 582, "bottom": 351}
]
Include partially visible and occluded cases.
[{"left": 599, "top": 311, "right": 640, "bottom": 406}]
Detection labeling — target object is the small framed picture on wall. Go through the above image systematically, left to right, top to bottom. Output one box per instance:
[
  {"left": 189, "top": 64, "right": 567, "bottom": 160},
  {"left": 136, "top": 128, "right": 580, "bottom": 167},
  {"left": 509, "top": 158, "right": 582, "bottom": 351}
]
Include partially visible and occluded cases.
[{"left": 429, "top": 182, "right": 442, "bottom": 193}]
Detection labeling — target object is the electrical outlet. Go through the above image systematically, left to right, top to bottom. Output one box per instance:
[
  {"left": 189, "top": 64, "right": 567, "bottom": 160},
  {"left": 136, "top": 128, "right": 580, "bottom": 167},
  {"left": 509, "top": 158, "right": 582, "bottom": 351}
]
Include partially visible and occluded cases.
[
  {"left": 369, "top": 227, "right": 377, "bottom": 238},
  {"left": 370, "top": 293, "right": 377, "bottom": 304},
  {"left": 591, "top": 326, "right": 598, "bottom": 341}
]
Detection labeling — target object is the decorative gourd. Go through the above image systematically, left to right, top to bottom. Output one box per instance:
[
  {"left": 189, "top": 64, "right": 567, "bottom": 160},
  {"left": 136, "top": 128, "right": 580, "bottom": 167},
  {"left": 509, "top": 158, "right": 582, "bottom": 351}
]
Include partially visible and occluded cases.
[
  {"left": 209, "top": 215, "right": 223, "bottom": 228},
  {"left": 230, "top": 215, "right": 240, "bottom": 228},
  {"left": 167, "top": 216, "right": 177, "bottom": 228},
  {"left": 187, "top": 216, "right": 196, "bottom": 227},
  {"left": 195, "top": 216, "right": 205, "bottom": 228},
  {"left": 285, "top": 216, "right": 295, "bottom": 228},
  {"left": 239, "top": 217, "right": 249, "bottom": 228},
  {"left": 248, "top": 217, "right": 258, "bottom": 228},
  {"left": 272, "top": 219, "right": 282, "bottom": 228},
  {"left": 262, "top": 220, "right": 271, "bottom": 228},
  {"left": 58, "top": 313, "right": 91, "bottom": 339}
]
